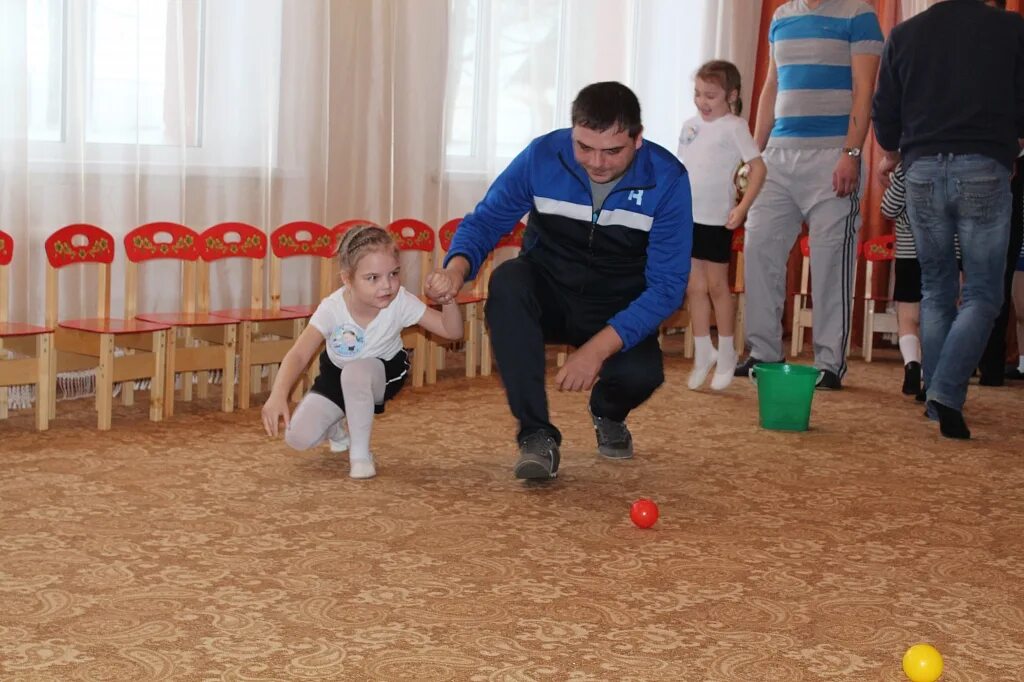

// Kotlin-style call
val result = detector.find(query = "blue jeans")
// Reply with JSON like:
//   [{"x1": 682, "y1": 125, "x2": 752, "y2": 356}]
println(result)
[{"x1": 904, "y1": 154, "x2": 1011, "y2": 411}]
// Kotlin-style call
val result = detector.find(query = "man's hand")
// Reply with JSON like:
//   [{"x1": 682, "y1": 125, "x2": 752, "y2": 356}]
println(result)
[
  {"x1": 876, "y1": 153, "x2": 899, "y2": 190},
  {"x1": 424, "y1": 269, "x2": 463, "y2": 304},
  {"x1": 554, "y1": 345, "x2": 605, "y2": 392},
  {"x1": 832, "y1": 154, "x2": 860, "y2": 197}
]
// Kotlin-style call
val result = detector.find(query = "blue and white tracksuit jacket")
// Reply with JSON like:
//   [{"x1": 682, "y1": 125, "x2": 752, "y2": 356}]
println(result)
[{"x1": 444, "y1": 128, "x2": 693, "y2": 351}]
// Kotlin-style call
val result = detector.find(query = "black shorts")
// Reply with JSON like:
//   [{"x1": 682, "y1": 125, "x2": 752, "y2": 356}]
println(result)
[
  {"x1": 310, "y1": 349, "x2": 410, "y2": 415},
  {"x1": 691, "y1": 223, "x2": 732, "y2": 263},
  {"x1": 893, "y1": 257, "x2": 921, "y2": 303}
]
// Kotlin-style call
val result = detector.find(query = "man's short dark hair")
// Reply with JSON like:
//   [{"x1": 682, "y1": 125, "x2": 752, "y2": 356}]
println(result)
[{"x1": 571, "y1": 82, "x2": 643, "y2": 138}]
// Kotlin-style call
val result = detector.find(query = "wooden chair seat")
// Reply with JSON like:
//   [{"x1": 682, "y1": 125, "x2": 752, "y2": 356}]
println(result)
[
  {"x1": 59, "y1": 317, "x2": 171, "y2": 335},
  {"x1": 0, "y1": 321, "x2": 52, "y2": 337},
  {"x1": 209, "y1": 307, "x2": 310, "y2": 323},
  {"x1": 136, "y1": 311, "x2": 242, "y2": 327},
  {"x1": 281, "y1": 303, "x2": 318, "y2": 316}
]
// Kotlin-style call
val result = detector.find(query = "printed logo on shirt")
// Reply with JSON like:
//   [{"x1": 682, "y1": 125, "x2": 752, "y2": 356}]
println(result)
[
  {"x1": 628, "y1": 190, "x2": 644, "y2": 206},
  {"x1": 329, "y1": 323, "x2": 365, "y2": 358},
  {"x1": 680, "y1": 125, "x2": 698, "y2": 146}
]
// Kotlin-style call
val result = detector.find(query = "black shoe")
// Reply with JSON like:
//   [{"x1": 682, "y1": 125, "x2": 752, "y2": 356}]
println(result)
[
  {"x1": 514, "y1": 432, "x2": 560, "y2": 480},
  {"x1": 915, "y1": 386, "x2": 927, "y2": 402},
  {"x1": 734, "y1": 356, "x2": 763, "y2": 378},
  {"x1": 902, "y1": 361, "x2": 921, "y2": 396},
  {"x1": 979, "y1": 373, "x2": 1004, "y2": 387},
  {"x1": 589, "y1": 408, "x2": 634, "y2": 459},
  {"x1": 815, "y1": 369, "x2": 842, "y2": 390},
  {"x1": 927, "y1": 399, "x2": 971, "y2": 439},
  {"x1": 1005, "y1": 365, "x2": 1024, "y2": 380}
]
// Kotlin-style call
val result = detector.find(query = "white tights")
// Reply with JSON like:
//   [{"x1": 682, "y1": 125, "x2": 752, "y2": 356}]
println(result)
[{"x1": 284, "y1": 358, "x2": 386, "y2": 460}]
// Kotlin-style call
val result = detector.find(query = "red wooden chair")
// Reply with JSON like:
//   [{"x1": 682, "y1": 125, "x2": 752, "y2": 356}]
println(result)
[
  {"x1": 202, "y1": 222, "x2": 308, "y2": 409},
  {"x1": 125, "y1": 222, "x2": 239, "y2": 416},
  {"x1": 861, "y1": 233, "x2": 898, "y2": 362},
  {"x1": 45, "y1": 224, "x2": 170, "y2": 429},
  {"x1": 0, "y1": 230, "x2": 54, "y2": 430}
]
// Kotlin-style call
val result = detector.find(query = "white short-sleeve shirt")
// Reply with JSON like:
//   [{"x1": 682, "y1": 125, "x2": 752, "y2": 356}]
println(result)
[
  {"x1": 676, "y1": 113, "x2": 761, "y2": 226},
  {"x1": 308, "y1": 286, "x2": 426, "y2": 368}
]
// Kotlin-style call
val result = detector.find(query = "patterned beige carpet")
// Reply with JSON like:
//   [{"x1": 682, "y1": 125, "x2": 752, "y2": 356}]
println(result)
[{"x1": 2, "y1": 345, "x2": 1024, "y2": 681}]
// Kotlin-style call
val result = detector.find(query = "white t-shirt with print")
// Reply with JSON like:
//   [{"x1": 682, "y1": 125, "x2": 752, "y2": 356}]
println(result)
[
  {"x1": 308, "y1": 286, "x2": 426, "y2": 369},
  {"x1": 676, "y1": 113, "x2": 761, "y2": 226}
]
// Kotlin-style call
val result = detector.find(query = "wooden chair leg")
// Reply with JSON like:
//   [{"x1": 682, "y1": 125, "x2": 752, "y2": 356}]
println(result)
[
  {"x1": 150, "y1": 330, "x2": 167, "y2": 422},
  {"x1": 735, "y1": 294, "x2": 745, "y2": 355},
  {"x1": 35, "y1": 333, "x2": 52, "y2": 431},
  {"x1": 122, "y1": 348, "x2": 135, "y2": 407},
  {"x1": 222, "y1": 324, "x2": 237, "y2": 413},
  {"x1": 238, "y1": 321, "x2": 253, "y2": 410},
  {"x1": 48, "y1": 340, "x2": 57, "y2": 419},
  {"x1": 181, "y1": 328, "x2": 194, "y2": 402},
  {"x1": 426, "y1": 334, "x2": 438, "y2": 385},
  {"x1": 97, "y1": 333, "x2": 115, "y2": 430},
  {"x1": 684, "y1": 322, "x2": 695, "y2": 359},
  {"x1": 480, "y1": 324, "x2": 492, "y2": 377},
  {"x1": 465, "y1": 305, "x2": 479, "y2": 378},
  {"x1": 863, "y1": 308, "x2": 874, "y2": 363},
  {"x1": 791, "y1": 295, "x2": 801, "y2": 358},
  {"x1": 164, "y1": 329, "x2": 177, "y2": 418}
]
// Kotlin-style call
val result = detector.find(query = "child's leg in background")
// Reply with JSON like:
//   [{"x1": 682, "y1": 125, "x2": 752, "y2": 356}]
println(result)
[
  {"x1": 687, "y1": 259, "x2": 717, "y2": 389},
  {"x1": 706, "y1": 259, "x2": 737, "y2": 387},
  {"x1": 897, "y1": 301, "x2": 921, "y2": 362},
  {"x1": 340, "y1": 358, "x2": 387, "y2": 465},
  {"x1": 285, "y1": 393, "x2": 344, "y2": 450}
]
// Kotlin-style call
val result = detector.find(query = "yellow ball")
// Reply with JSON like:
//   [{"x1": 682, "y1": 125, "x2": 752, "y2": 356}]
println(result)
[{"x1": 903, "y1": 643, "x2": 943, "y2": 682}]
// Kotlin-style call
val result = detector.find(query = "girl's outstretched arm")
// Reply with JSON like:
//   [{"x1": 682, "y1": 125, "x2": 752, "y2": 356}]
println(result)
[
  {"x1": 261, "y1": 324, "x2": 325, "y2": 437},
  {"x1": 417, "y1": 302, "x2": 463, "y2": 341}
]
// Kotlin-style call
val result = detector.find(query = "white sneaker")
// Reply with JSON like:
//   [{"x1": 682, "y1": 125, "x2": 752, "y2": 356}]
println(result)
[
  {"x1": 327, "y1": 421, "x2": 349, "y2": 453},
  {"x1": 710, "y1": 350, "x2": 737, "y2": 391},
  {"x1": 349, "y1": 455, "x2": 376, "y2": 479},
  {"x1": 687, "y1": 349, "x2": 718, "y2": 390}
]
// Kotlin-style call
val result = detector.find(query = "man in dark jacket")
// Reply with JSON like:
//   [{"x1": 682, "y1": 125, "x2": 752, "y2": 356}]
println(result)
[
  {"x1": 872, "y1": 0, "x2": 1024, "y2": 438},
  {"x1": 426, "y1": 82, "x2": 693, "y2": 480}
]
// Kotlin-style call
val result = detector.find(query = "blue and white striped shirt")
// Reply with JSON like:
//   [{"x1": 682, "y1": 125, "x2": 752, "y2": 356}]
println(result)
[{"x1": 769, "y1": 0, "x2": 884, "y2": 149}]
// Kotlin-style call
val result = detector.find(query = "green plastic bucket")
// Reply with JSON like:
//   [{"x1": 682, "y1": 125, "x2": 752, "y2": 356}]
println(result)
[{"x1": 750, "y1": 362, "x2": 818, "y2": 431}]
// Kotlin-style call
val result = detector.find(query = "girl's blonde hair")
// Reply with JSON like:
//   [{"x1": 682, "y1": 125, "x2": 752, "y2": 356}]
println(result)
[
  {"x1": 337, "y1": 224, "x2": 398, "y2": 275},
  {"x1": 696, "y1": 60, "x2": 743, "y2": 116}
]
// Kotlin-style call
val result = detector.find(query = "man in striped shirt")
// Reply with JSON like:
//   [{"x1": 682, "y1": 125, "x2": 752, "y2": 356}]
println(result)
[{"x1": 736, "y1": 0, "x2": 883, "y2": 390}]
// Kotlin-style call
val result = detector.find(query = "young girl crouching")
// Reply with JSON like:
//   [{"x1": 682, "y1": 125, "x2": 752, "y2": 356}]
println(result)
[{"x1": 261, "y1": 225, "x2": 463, "y2": 478}]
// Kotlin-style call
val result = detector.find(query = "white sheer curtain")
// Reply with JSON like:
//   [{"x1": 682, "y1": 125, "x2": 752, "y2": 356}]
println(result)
[
  {"x1": 2, "y1": 0, "x2": 449, "y2": 319},
  {"x1": 440, "y1": 0, "x2": 763, "y2": 221}
]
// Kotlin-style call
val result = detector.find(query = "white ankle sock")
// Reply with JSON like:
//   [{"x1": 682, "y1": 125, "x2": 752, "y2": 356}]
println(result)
[
  {"x1": 694, "y1": 335, "x2": 715, "y2": 367},
  {"x1": 899, "y1": 335, "x2": 921, "y2": 365}
]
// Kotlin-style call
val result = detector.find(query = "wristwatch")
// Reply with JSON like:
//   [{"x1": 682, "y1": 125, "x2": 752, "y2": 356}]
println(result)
[{"x1": 842, "y1": 147, "x2": 862, "y2": 158}]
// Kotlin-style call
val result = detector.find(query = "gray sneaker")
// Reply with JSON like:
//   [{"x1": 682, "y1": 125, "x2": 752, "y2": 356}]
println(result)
[
  {"x1": 514, "y1": 432, "x2": 560, "y2": 480},
  {"x1": 590, "y1": 408, "x2": 634, "y2": 459}
]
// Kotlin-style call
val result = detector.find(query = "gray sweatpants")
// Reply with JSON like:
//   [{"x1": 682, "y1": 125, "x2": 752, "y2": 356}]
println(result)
[{"x1": 744, "y1": 147, "x2": 862, "y2": 377}]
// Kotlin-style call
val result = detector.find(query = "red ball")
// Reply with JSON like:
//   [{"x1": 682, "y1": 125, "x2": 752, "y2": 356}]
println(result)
[{"x1": 630, "y1": 498, "x2": 659, "y2": 528}]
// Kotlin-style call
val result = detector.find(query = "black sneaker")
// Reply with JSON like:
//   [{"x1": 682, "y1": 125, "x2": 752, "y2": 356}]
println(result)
[
  {"x1": 514, "y1": 432, "x2": 560, "y2": 480},
  {"x1": 734, "y1": 356, "x2": 763, "y2": 378},
  {"x1": 589, "y1": 408, "x2": 634, "y2": 459},
  {"x1": 915, "y1": 386, "x2": 927, "y2": 402},
  {"x1": 902, "y1": 361, "x2": 921, "y2": 395},
  {"x1": 815, "y1": 369, "x2": 842, "y2": 390}
]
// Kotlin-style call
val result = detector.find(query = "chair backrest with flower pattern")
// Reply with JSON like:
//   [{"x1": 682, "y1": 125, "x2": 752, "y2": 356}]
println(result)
[
  {"x1": 198, "y1": 222, "x2": 268, "y2": 313},
  {"x1": 44, "y1": 224, "x2": 116, "y2": 327},
  {"x1": 122, "y1": 222, "x2": 201, "y2": 318}
]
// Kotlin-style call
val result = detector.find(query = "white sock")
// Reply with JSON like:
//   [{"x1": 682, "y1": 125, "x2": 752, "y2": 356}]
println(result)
[
  {"x1": 694, "y1": 335, "x2": 715, "y2": 367},
  {"x1": 1018, "y1": 355, "x2": 1024, "y2": 372},
  {"x1": 899, "y1": 335, "x2": 921, "y2": 365},
  {"x1": 716, "y1": 336, "x2": 736, "y2": 361}
]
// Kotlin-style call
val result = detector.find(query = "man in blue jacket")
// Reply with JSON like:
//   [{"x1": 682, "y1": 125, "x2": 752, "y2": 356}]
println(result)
[{"x1": 426, "y1": 82, "x2": 693, "y2": 480}]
